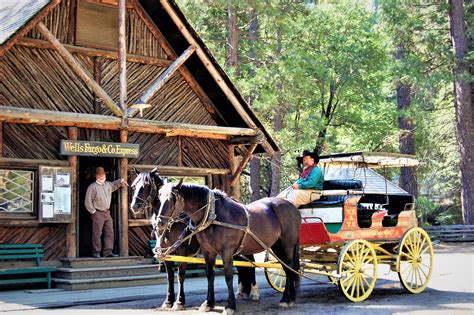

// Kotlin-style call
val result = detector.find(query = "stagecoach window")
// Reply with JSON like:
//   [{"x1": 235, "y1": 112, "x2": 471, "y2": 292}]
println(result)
[{"x1": 0, "y1": 170, "x2": 34, "y2": 213}]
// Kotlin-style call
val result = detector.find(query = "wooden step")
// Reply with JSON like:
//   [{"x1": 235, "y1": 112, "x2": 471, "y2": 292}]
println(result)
[
  {"x1": 53, "y1": 273, "x2": 167, "y2": 290},
  {"x1": 60, "y1": 256, "x2": 152, "y2": 268},
  {"x1": 54, "y1": 264, "x2": 160, "y2": 280}
]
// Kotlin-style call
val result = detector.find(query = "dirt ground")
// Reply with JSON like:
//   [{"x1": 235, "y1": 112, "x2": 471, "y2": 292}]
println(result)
[{"x1": 14, "y1": 243, "x2": 474, "y2": 315}]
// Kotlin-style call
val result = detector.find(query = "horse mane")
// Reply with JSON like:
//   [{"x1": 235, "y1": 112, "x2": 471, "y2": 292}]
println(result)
[
  {"x1": 131, "y1": 172, "x2": 152, "y2": 187},
  {"x1": 178, "y1": 183, "x2": 229, "y2": 204}
]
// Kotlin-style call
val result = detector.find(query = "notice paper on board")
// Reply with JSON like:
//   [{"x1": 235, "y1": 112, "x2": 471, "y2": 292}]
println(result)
[
  {"x1": 43, "y1": 203, "x2": 54, "y2": 218},
  {"x1": 42, "y1": 175, "x2": 53, "y2": 191},
  {"x1": 54, "y1": 186, "x2": 71, "y2": 214}
]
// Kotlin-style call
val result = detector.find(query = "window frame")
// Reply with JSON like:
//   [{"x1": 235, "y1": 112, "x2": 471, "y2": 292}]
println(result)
[{"x1": 0, "y1": 167, "x2": 38, "y2": 220}]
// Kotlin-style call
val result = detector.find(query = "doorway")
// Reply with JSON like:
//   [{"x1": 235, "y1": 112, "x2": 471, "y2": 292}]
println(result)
[{"x1": 77, "y1": 157, "x2": 119, "y2": 257}]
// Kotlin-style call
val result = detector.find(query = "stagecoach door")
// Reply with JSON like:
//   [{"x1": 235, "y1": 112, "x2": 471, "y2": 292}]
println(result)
[{"x1": 77, "y1": 157, "x2": 119, "y2": 258}]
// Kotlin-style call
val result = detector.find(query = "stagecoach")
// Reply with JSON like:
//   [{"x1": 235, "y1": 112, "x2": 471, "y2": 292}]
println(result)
[
  {"x1": 155, "y1": 151, "x2": 434, "y2": 304},
  {"x1": 264, "y1": 151, "x2": 434, "y2": 302}
]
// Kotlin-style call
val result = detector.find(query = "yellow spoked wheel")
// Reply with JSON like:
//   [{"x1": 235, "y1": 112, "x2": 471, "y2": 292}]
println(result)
[
  {"x1": 337, "y1": 240, "x2": 378, "y2": 302},
  {"x1": 397, "y1": 227, "x2": 434, "y2": 294},
  {"x1": 264, "y1": 252, "x2": 285, "y2": 293}
]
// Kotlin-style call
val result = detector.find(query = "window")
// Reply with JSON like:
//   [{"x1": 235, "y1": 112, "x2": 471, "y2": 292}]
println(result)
[{"x1": 0, "y1": 170, "x2": 35, "y2": 213}]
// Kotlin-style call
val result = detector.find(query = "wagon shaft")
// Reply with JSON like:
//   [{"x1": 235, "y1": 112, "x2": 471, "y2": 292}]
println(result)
[{"x1": 162, "y1": 255, "x2": 282, "y2": 269}]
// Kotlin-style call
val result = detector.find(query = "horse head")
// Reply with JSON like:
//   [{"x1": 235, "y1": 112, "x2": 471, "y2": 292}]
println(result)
[
  {"x1": 130, "y1": 167, "x2": 166, "y2": 216},
  {"x1": 156, "y1": 178, "x2": 185, "y2": 232}
]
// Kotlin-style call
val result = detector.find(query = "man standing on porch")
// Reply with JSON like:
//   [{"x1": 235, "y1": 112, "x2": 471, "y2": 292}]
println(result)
[
  {"x1": 278, "y1": 150, "x2": 324, "y2": 208},
  {"x1": 85, "y1": 167, "x2": 128, "y2": 258}
]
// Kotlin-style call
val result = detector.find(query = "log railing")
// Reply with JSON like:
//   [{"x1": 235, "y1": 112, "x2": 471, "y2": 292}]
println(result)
[{"x1": 425, "y1": 225, "x2": 474, "y2": 242}]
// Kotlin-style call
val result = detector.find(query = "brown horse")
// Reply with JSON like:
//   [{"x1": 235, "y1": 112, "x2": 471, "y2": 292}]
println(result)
[
  {"x1": 130, "y1": 170, "x2": 259, "y2": 311},
  {"x1": 156, "y1": 180, "x2": 301, "y2": 314}
]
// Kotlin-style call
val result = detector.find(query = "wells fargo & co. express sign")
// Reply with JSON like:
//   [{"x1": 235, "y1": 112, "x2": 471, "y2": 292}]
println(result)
[{"x1": 60, "y1": 140, "x2": 139, "y2": 158}]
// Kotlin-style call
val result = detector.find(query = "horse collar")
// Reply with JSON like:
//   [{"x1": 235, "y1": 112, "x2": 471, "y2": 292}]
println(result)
[{"x1": 189, "y1": 189, "x2": 216, "y2": 232}]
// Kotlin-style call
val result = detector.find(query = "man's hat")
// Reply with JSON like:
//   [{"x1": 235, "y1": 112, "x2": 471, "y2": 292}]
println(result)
[
  {"x1": 95, "y1": 167, "x2": 106, "y2": 175},
  {"x1": 302, "y1": 149, "x2": 319, "y2": 159}
]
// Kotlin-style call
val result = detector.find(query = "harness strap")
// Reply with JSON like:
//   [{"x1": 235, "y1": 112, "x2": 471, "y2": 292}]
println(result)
[{"x1": 232, "y1": 206, "x2": 250, "y2": 256}]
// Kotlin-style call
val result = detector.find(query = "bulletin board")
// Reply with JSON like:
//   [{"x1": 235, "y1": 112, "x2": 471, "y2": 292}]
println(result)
[{"x1": 38, "y1": 166, "x2": 72, "y2": 223}]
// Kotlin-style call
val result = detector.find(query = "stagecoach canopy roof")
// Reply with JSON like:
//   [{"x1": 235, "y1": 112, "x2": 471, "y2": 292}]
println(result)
[
  {"x1": 323, "y1": 167, "x2": 411, "y2": 196},
  {"x1": 319, "y1": 152, "x2": 419, "y2": 169}
]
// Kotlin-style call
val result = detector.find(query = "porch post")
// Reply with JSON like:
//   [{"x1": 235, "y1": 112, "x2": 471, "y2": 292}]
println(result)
[
  {"x1": 66, "y1": 127, "x2": 78, "y2": 258},
  {"x1": 120, "y1": 130, "x2": 129, "y2": 256}
]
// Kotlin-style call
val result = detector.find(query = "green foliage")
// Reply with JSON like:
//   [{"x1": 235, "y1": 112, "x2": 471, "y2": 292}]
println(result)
[{"x1": 176, "y1": 0, "x2": 463, "y2": 223}]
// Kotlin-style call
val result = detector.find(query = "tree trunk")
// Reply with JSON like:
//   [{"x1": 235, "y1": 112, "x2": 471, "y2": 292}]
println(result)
[
  {"x1": 397, "y1": 83, "x2": 418, "y2": 197},
  {"x1": 248, "y1": 9, "x2": 260, "y2": 201},
  {"x1": 270, "y1": 27, "x2": 284, "y2": 197},
  {"x1": 449, "y1": 0, "x2": 474, "y2": 224},
  {"x1": 270, "y1": 106, "x2": 283, "y2": 196},
  {"x1": 226, "y1": 3, "x2": 240, "y2": 76},
  {"x1": 395, "y1": 44, "x2": 418, "y2": 197}
]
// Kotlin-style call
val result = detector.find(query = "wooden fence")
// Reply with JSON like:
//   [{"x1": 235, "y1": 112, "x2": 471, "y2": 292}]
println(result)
[{"x1": 424, "y1": 225, "x2": 474, "y2": 242}]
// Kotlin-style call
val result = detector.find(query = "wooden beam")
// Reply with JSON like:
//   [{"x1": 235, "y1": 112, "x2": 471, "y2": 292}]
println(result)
[
  {"x1": 0, "y1": 158, "x2": 69, "y2": 168},
  {"x1": 127, "y1": 45, "x2": 196, "y2": 117},
  {"x1": 36, "y1": 22, "x2": 123, "y2": 117},
  {"x1": 118, "y1": 0, "x2": 128, "y2": 127},
  {"x1": 17, "y1": 38, "x2": 173, "y2": 67},
  {"x1": 132, "y1": 3, "x2": 226, "y2": 124},
  {"x1": 0, "y1": 122, "x2": 3, "y2": 157},
  {"x1": 93, "y1": 57, "x2": 103, "y2": 114},
  {"x1": 66, "y1": 127, "x2": 78, "y2": 258},
  {"x1": 159, "y1": 0, "x2": 257, "y2": 129},
  {"x1": 0, "y1": 0, "x2": 60, "y2": 58},
  {"x1": 129, "y1": 164, "x2": 230, "y2": 176},
  {"x1": 177, "y1": 136, "x2": 182, "y2": 167},
  {"x1": 120, "y1": 130, "x2": 129, "y2": 256},
  {"x1": 0, "y1": 106, "x2": 258, "y2": 140},
  {"x1": 230, "y1": 143, "x2": 258, "y2": 186},
  {"x1": 67, "y1": 0, "x2": 78, "y2": 44}
]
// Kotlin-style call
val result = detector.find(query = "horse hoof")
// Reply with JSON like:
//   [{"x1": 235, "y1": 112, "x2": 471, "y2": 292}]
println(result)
[
  {"x1": 250, "y1": 284, "x2": 260, "y2": 301},
  {"x1": 199, "y1": 300, "x2": 213, "y2": 312},
  {"x1": 279, "y1": 302, "x2": 294, "y2": 308},
  {"x1": 223, "y1": 308, "x2": 235, "y2": 315},
  {"x1": 236, "y1": 283, "x2": 245, "y2": 300},
  {"x1": 172, "y1": 303, "x2": 184, "y2": 311},
  {"x1": 161, "y1": 302, "x2": 173, "y2": 309}
]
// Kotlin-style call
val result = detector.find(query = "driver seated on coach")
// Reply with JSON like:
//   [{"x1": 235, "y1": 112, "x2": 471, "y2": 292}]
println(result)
[{"x1": 277, "y1": 150, "x2": 324, "y2": 208}]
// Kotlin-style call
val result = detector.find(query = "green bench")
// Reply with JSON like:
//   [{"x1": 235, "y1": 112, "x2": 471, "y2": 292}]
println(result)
[{"x1": 0, "y1": 244, "x2": 56, "y2": 289}]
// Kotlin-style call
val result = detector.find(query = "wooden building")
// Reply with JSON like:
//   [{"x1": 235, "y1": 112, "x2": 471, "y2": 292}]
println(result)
[{"x1": 0, "y1": 0, "x2": 278, "y2": 262}]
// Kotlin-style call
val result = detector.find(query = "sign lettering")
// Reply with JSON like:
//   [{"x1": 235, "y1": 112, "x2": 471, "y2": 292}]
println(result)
[{"x1": 60, "y1": 140, "x2": 139, "y2": 158}]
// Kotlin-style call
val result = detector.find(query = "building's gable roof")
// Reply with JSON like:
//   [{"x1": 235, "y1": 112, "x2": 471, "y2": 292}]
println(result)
[
  {"x1": 0, "y1": 0, "x2": 278, "y2": 154},
  {"x1": 0, "y1": 0, "x2": 50, "y2": 45},
  {"x1": 0, "y1": 0, "x2": 58, "y2": 53}
]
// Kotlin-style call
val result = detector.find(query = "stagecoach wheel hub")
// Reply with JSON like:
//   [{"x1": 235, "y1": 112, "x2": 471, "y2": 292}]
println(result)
[
  {"x1": 396, "y1": 227, "x2": 434, "y2": 294},
  {"x1": 337, "y1": 239, "x2": 378, "y2": 303}
]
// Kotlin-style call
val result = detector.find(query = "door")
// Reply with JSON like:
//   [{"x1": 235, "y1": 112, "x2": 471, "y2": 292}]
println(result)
[{"x1": 77, "y1": 157, "x2": 119, "y2": 257}]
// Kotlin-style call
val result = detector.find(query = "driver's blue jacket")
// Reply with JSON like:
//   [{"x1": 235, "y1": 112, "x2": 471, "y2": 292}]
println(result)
[{"x1": 296, "y1": 166, "x2": 324, "y2": 190}]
